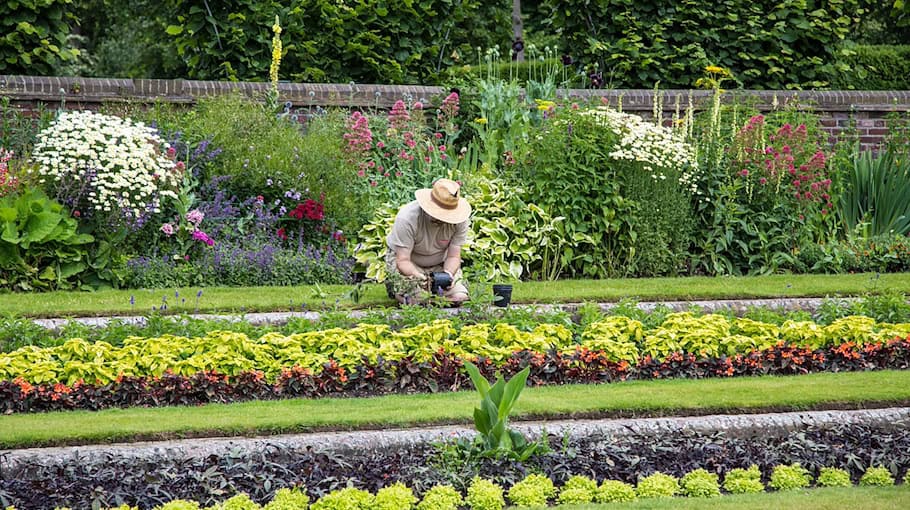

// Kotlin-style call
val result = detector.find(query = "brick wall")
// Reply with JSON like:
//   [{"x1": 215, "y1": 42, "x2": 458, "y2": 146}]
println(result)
[{"x1": 2, "y1": 75, "x2": 909, "y2": 149}]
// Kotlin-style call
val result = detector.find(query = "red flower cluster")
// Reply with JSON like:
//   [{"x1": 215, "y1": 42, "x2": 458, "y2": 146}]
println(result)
[{"x1": 289, "y1": 199, "x2": 324, "y2": 221}]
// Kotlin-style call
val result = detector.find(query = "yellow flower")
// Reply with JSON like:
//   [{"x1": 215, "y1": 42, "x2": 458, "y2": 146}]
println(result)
[
  {"x1": 535, "y1": 99, "x2": 557, "y2": 111},
  {"x1": 474, "y1": 117, "x2": 488, "y2": 125},
  {"x1": 705, "y1": 65, "x2": 728, "y2": 76}
]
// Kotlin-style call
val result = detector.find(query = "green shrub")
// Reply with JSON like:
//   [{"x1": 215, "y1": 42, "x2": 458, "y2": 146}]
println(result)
[
  {"x1": 310, "y1": 487, "x2": 374, "y2": 510},
  {"x1": 636, "y1": 472, "x2": 680, "y2": 499},
  {"x1": 417, "y1": 485, "x2": 462, "y2": 510},
  {"x1": 217, "y1": 494, "x2": 261, "y2": 510},
  {"x1": 903, "y1": 471, "x2": 910, "y2": 485},
  {"x1": 860, "y1": 466, "x2": 895, "y2": 487},
  {"x1": 680, "y1": 468, "x2": 721, "y2": 498},
  {"x1": 263, "y1": 487, "x2": 309, "y2": 510},
  {"x1": 155, "y1": 501, "x2": 200, "y2": 510},
  {"x1": 374, "y1": 482, "x2": 417, "y2": 510},
  {"x1": 465, "y1": 477, "x2": 504, "y2": 510},
  {"x1": 507, "y1": 473, "x2": 556, "y2": 507},
  {"x1": 557, "y1": 475, "x2": 598, "y2": 504},
  {"x1": 724, "y1": 464, "x2": 765, "y2": 494},
  {"x1": 544, "y1": 0, "x2": 863, "y2": 89},
  {"x1": 163, "y1": 0, "x2": 508, "y2": 84},
  {"x1": 769, "y1": 463, "x2": 812, "y2": 491},
  {"x1": 594, "y1": 480, "x2": 637, "y2": 503},
  {"x1": 817, "y1": 467, "x2": 852, "y2": 488},
  {"x1": 0, "y1": 0, "x2": 79, "y2": 75},
  {"x1": 833, "y1": 45, "x2": 910, "y2": 90}
]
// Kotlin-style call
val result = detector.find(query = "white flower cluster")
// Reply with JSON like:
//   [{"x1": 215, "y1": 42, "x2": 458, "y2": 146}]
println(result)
[
  {"x1": 31, "y1": 110, "x2": 181, "y2": 220},
  {"x1": 581, "y1": 106, "x2": 699, "y2": 191}
]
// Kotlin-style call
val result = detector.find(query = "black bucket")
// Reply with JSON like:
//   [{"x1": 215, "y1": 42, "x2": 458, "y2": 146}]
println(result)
[{"x1": 492, "y1": 284, "x2": 513, "y2": 307}]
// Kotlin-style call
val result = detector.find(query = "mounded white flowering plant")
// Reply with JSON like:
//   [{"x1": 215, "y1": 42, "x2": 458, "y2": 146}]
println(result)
[
  {"x1": 30, "y1": 110, "x2": 182, "y2": 223},
  {"x1": 580, "y1": 106, "x2": 699, "y2": 191}
]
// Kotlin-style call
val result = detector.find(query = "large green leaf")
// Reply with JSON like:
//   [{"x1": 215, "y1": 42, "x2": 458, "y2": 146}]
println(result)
[{"x1": 24, "y1": 211, "x2": 63, "y2": 243}]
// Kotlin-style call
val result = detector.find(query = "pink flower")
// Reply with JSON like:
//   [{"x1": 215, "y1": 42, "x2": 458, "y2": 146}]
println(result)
[
  {"x1": 256, "y1": 195, "x2": 264, "y2": 203},
  {"x1": 438, "y1": 145, "x2": 446, "y2": 152},
  {"x1": 357, "y1": 169, "x2": 366, "y2": 177},
  {"x1": 759, "y1": 177, "x2": 768, "y2": 185},
  {"x1": 175, "y1": 161, "x2": 186, "y2": 171},
  {"x1": 376, "y1": 141, "x2": 385, "y2": 149},
  {"x1": 185, "y1": 209, "x2": 204, "y2": 225},
  {"x1": 434, "y1": 132, "x2": 443, "y2": 139},
  {"x1": 413, "y1": 101, "x2": 423, "y2": 109},
  {"x1": 739, "y1": 169, "x2": 749, "y2": 177},
  {"x1": 424, "y1": 156, "x2": 431, "y2": 163},
  {"x1": 395, "y1": 171, "x2": 402, "y2": 177},
  {"x1": 160, "y1": 223, "x2": 175, "y2": 236},
  {"x1": 370, "y1": 180, "x2": 377, "y2": 187},
  {"x1": 166, "y1": 147, "x2": 176, "y2": 158}
]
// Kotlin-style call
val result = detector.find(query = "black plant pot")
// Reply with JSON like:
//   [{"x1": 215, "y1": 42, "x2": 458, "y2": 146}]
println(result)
[{"x1": 492, "y1": 284, "x2": 513, "y2": 307}]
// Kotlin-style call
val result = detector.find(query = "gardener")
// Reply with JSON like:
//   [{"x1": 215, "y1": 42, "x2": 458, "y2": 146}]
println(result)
[{"x1": 386, "y1": 178, "x2": 471, "y2": 305}]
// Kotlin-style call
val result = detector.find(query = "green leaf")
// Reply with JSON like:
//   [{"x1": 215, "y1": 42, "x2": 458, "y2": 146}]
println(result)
[{"x1": 165, "y1": 25, "x2": 184, "y2": 35}]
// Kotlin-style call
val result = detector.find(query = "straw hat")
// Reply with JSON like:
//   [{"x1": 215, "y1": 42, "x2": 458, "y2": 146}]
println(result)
[{"x1": 415, "y1": 178, "x2": 471, "y2": 224}]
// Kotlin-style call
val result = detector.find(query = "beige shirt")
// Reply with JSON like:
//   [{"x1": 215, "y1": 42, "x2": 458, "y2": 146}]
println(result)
[{"x1": 386, "y1": 201, "x2": 469, "y2": 268}]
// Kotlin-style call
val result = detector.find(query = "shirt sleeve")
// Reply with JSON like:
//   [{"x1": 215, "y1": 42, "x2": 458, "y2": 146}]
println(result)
[
  {"x1": 450, "y1": 218, "x2": 470, "y2": 247},
  {"x1": 387, "y1": 208, "x2": 416, "y2": 250}
]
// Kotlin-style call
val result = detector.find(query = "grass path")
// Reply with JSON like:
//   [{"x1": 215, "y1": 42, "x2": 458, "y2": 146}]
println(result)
[
  {"x1": 3, "y1": 370, "x2": 909, "y2": 448},
  {"x1": 1, "y1": 272, "x2": 905, "y2": 317}
]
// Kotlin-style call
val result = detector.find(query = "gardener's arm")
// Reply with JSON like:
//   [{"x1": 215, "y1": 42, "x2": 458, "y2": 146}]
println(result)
[
  {"x1": 442, "y1": 245, "x2": 462, "y2": 278},
  {"x1": 394, "y1": 247, "x2": 428, "y2": 281}
]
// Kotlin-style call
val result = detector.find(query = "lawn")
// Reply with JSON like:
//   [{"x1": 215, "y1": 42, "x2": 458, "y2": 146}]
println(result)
[
  {"x1": 3, "y1": 370, "x2": 908, "y2": 448},
  {"x1": 0, "y1": 272, "x2": 905, "y2": 317},
  {"x1": 562, "y1": 486, "x2": 910, "y2": 509}
]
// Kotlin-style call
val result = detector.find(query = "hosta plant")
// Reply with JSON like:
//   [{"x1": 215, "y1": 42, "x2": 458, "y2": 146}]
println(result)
[
  {"x1": 859, "y1": 466, "x2": 895, "y2": 487},
  {"x1": 769, "y1": 463, "x2": 812, "y2": 491},
  {"x1": 594, "y1": 480, "x2": 637, "y2": 503},
  {"x1": 636, "y1": 472, "x2": 679, "y2": 499},
  {"x1": 817, "y1": 467, "x2": 852, "y2": 488}
]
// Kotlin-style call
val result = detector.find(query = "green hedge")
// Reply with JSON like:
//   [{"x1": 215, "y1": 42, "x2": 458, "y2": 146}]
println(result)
[
  {"x1": 833, "y1": 45, "x2": 910, "y2": 90},
  {"x1": 542, "y1": 0, "x2": 864, "y2": 89},
  {"x1": 0, "y1": 0, "x2": 78, "y2": 75}
]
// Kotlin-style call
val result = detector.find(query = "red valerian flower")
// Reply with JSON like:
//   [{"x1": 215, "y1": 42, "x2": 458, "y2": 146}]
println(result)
[{"x1": 276, "y1": 227, "x2": 287, "y2": 240}]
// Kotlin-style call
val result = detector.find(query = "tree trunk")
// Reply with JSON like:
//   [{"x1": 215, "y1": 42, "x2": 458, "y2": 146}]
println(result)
[{"x1": 512, "y1": 0, "x2": 524, "y2": 62}]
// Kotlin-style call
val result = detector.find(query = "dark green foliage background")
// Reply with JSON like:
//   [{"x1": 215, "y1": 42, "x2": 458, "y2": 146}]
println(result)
[
  {"x1": 832, "y1": 45, "x2": 910, "y2": 90},
  {"x1": 0, "y1": 0, "x2": 78, "y2": 75}
]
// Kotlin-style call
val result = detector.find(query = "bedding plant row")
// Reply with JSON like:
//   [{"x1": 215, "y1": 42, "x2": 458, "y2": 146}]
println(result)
[
  {"x1": 2, "y1": 313, "x2": 909, "y2": 413},
  {"x1": 10, "y1": 465, "x2": 909, "y2": 510},
  {"x1": 3, "y1": 417, "x2": 909, "y2": 509}
]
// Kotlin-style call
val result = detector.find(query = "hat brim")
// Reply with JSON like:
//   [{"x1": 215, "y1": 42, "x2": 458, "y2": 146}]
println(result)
[{"x1": 415, "y1": 188, "x2": 472, "y2": 224}]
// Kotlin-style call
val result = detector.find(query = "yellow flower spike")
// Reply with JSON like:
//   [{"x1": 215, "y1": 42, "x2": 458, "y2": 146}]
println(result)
[
  {"x1": 474, "y1": 117, "x2": 488, "y2": 124},
  {"x1": 705, "y1": 65, "x2": 725, "y2": 74}
]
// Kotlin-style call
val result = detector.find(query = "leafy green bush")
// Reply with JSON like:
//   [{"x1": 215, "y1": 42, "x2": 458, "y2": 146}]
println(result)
[
  {"x1": 680, "y1": 468, "x2": 721, "y2": 498},
  {"x1": 817, "y1": 467, "x2": 853, "y2": 488},
  {"x1": 557, "y1": 475, "x2": 598, "y2": 504},
  {"x1": 164, "y1": 0, "x2": 508, "y2": 84},
  {"x1": 465, "y1": 477, "x2": 504, "y2": 510},
  {"x1": 507, "y1": 473, "x2": 556, "y2": 507},
  {"x1": 0, "y1": 0, "x2": 79, "y2": 75},
  {"x1": 860, "y1": 466, "x2": 895, "y2": 487},
  {"x1": 416, "y1": 485, "x2": 462, "y2": 510},
  {"x1": 154, "y1": 501, "x2": 200, "y2": 510},
  {"x1": 0, "y1": 188, "x2": 95, "y2": 291},
  {"x1": 724, "y1": 464, "x2": 765, "y2": 494},
  {"x1": 635, "y1": 472, "x2": 679, "y2": 499},
  {"x1": 594, "y1": 480, "x2": 637, "y2": 503},
  {"x1": 374, "y1": 482, "x2": 417, "y2": 510},
  {"x1": 263, "y1": 487, "x2": 309, "y2": 510},
  {"x1": 769, "y1": 463, "x2": 812, "y2": 491},
  {"x1": 903, "y1": 471, "x2": 910, "y2": 485},
  {"x1": 219, "y1": 493, "x2": 261, "y2": 510},
  {"x1": 833, "y1": 45, "x2": 910, "y2": 90},
  {"x1": 310, "y1": 487, "x2": 373, "y2": 510},
  {"x1": 544, "y1": 0, "x2": 863, "y2": 89}
]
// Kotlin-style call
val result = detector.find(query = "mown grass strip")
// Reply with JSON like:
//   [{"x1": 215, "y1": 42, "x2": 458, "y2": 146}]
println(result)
[
  {"x1": 1, "y1": 272, "x2": 905, "y2": 318},
  {"x1": 2, "y1": 370, "x2": 909, "y2": 449},
  {"x1": 563, "y1": 486, "x2": 910, "y2": 510}
]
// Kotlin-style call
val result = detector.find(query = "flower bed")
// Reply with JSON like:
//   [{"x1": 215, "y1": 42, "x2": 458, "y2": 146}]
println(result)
[
  {"x1": 1, "y1": 314, "x2": 909, "y2": 413},
  {"x1": 2, "y1": 418, "x2": 908, "y2": 509}
]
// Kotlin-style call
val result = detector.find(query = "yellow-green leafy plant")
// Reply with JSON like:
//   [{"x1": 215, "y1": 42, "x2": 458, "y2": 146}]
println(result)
[
  {"x1": 769, "y1": 463, "x2": 812, "y2": 491},
  {"x1": 219, "y1": 493, "x2": 261, "y2": 510},
  {"x1": 680, "y1": 468, "x2": 721, "y2": 498},
  {"x1": 310, "y1": 487, "x2": 374, "y2": 510},
  {"x1": 155, "y1": 501, "x2": 201, "y2": 510},
  {"x1": 903, "y1": 471, "x2": 910, "y2": 485},
  {"x1": 465, "y1": 477, "x2": 504, "y2": 510},
  {"x1": 417, "y1": 485, "x2": 462, "y2": 510},
  {"x1": 263, "y1": 487, "x2": 309, "y2": 510},
  {"x1": 374, "y1": 482, "x2": 417, "y2": 510},
  {"x1": 579, "y1": 317, "x2": 643, "y2": 363},
  {"x1": 635, "y1": 472, "x2": 679, "y2": 499},
  {"x1": 557, "y1": 475, "x2": 598, "y2": 504},
  {"x1": 105, "y1": 506, "x2": 138, "y2": 510},
  {"x1": 817, "y1": 467, "x2": 852, "y2": 488},
  {"x1": 722, "y1": 465, "x2": 765, "y2": 494},
  {"x1": 594, "y1": 480, "x2": 637, "y2": 503},
  {"x1": 860, "y1": 466, "x2": 895, "y2": 487},
  {"x1": 507, "y1": 473, "x2": 556, "y2": 507}
]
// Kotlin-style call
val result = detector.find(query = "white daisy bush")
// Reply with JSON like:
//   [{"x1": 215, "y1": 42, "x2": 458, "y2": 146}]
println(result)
[
  {"x1": 580, "y1": 106, "x2": 699, "y2": 191},
  {"x1": 31, "y1": 110, "x2": 183, "y2": 226}
]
